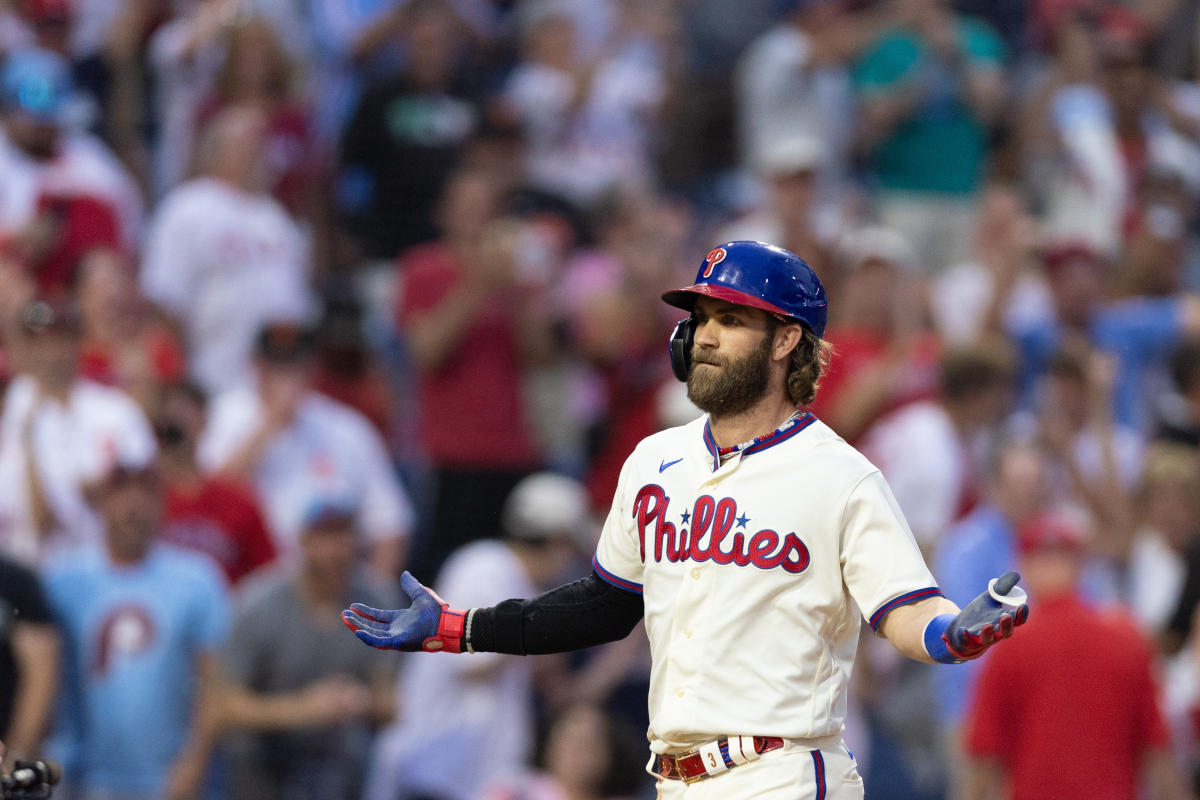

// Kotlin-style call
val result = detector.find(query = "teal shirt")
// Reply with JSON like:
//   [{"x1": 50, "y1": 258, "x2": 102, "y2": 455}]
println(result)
[{"x1": 853, "y1": 18, "x2": 1006, "y2": 195}]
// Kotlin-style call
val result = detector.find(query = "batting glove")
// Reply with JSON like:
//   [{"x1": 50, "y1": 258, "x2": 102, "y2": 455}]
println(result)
[
  {"x1": 924, "y1": 571, "x2": 1030, "y2": 664},
  {"x1": 341, "y1": 571, "x2": 468, "y2": 653}
]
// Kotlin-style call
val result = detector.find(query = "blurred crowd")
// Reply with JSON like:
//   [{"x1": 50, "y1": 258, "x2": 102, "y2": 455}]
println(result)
[{"x1": 1, "y1": 0, "x2": 1200, "y2": 798}]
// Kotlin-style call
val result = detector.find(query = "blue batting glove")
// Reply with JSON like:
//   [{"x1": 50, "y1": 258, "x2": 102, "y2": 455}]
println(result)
[
  {"x1": 342, "y1": 571, "x2": 467, "y2": 653},
  {"x1": 924, "y1": 571, "x2": 1030, "y2": 664}
]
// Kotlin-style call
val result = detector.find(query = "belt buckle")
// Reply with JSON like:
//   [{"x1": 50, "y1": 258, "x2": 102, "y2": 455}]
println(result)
[{"x1": 678, "y1": 747, "x2": 708, "y2": 785}]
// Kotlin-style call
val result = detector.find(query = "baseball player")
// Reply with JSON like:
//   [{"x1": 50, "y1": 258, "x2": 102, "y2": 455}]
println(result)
[{"x1": 343, "y1": 241, "x2": 1030, "y2": 798}]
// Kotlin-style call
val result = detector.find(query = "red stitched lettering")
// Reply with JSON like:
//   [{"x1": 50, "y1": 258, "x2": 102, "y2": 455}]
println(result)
[
  {"x1": 747, "y1": 530, "x2": 781, "y2": 567},
  {"x1": 709, "y1": 501, "x2": 737, "y2": 564},
  {"x1": 633, "y1": 485, "x2": 673, "y2": 563},
  {"x1": 779, "y1": 533, "x2": 811, "y2": 574},
  {"x1": 633, "y1": 486, "x2": 810, "y2": 575},
  {"x1": 689, "y1": 497, "x2": 715, "y2": 562}
]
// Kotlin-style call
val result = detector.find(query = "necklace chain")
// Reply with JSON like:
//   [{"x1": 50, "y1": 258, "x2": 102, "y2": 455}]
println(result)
[{"x1": 716, "y1": 410, "x2": 804, "y2": 457}]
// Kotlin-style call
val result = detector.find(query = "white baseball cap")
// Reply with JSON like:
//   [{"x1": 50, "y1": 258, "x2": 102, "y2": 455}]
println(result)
[
  {"x1": 502, "y1": 472, "x2": 592, "y2": 549},
  {"x1": 755, "y1": 134, "x2": 828, "y2": 177},
  {"x1": 837, "y1": 225, "x2": 919, "y2": 272}
]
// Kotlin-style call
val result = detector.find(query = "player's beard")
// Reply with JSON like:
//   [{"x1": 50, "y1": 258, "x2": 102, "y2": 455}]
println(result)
[{"x1": 686, "y1": 334, "x2": 773, "y2": 417}]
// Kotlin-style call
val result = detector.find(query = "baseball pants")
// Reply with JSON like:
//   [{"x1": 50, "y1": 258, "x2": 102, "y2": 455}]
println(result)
[{"x1": 654, "y1": 741, "x2": 864, "y2": 800}]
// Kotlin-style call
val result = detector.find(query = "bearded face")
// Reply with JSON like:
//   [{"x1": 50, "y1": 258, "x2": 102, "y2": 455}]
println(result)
[{"x1": 686, "y1": 331, "x2": 774, "y2": 417}]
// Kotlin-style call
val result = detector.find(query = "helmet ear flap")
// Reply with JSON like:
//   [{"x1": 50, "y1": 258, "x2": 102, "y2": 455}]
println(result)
[{"x1": 669, "y1": 317, "x2": 696, "y2": 382}]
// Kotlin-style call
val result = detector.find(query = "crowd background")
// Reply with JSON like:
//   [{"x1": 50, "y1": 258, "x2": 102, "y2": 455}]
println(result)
[{"x1": 0, "y1": 0, "x2": 1200, "y2": 797}]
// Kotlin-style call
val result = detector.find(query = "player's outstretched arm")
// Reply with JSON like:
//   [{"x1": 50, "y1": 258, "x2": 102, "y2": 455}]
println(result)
[
  {"x1": 342, "y1": 570, "x2": 644, "y2": 655},
  {"x1": 879, "y1": 572, "x2": 1030, "y2": 665}
]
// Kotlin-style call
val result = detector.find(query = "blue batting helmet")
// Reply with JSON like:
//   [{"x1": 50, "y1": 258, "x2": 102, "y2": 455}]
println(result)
[{"x1": 661, "y1": 241, "x2": 827, "y2": 337}]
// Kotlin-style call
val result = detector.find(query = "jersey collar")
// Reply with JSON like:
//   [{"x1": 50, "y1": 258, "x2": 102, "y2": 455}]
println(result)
[{"x1": 701, "y1": 412, "x2": 817, "y2": 471}]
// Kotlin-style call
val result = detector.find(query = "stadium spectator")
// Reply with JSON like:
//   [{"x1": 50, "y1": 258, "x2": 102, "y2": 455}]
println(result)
[
  {"x1": 0, "y1": 47, "x2": 143, "y2": 294},
  {"x1": 735, "y1": 0, "x2": 860, "y2": 212},
  {"x1": 1118, "y1": 443, "x2": 1200, "y2": 638},
  {"x1": 140, "y1": 105, "x2": 312, "y2": 396},
  {"x1": 930, "y1": 182, "x2": 1051, "y2": 347},
  {"x1": 310, "y1": 296, "x2": 398, "y2": 441},
  {"x1": 1019, "y1": 3, "x2": 1128, "y2": 255},
  {"x1": 479, "y1": 703, "x2": 645, "y2": 800},
  {"x1": 146, "y1": 1, "x2": 309, "y2": 198},
  {"x1": 193, "y1": 16, "x2": 315, "y2": 220},
  {"x1": 496, "y1": 0, "x2": 666, "y2": 208},
  {"x1": 199, "y1": 320, "x2": 413, "y2": 577},
  {"x1": 303, "y1": 0, "x2": 415, "y2": 150},
  {"x1": 154, "y1": 380, "x2": 276, "y2": 587},
  {"x1": 862, "y1": 341, "x2": 1017, "y2": 549},
  {"x1": 0, "y1": 552, "x2": 58, "y2": 765},
  {"x1": 338, "y1": 0, "x2": 482, "y2": 259},
  {"x1": 808, "y1": 226, "x2": 940, "y2": 443},
  {"x1": 219, "y1": 501, "x2": 397, "y2": 800},
  {"x1": 932, "y1": 441, "x2": 1051, "y2": 788},
  {"x1": 147, "y1": 0, "x2": 247, "y2": 199},
  {"x1": 1015, "y1": 347, "x2": 1142, "y2": 566},
  {"x1": 43, "y1": 461, "x2": 229, "y2": 800},
  {"x1": 963, "y1": 509, "x2": 1187, "y2": 800},
  {"x1": 398, "y1": 171, "x2": 548, "y2": 578},
  {"x1": 0, "y1": 297, "x2": 156, "y2": 565},
  {"x1": 714, "y1": 134, "x2": 840, "y2": 280},
  {"x1": 75, "y1": 247, "x2": 186, "y2": 408},
  {"x1": 556, "y1": 190, "x2": 686, "y2": 509},
  {"x1": 1008, "y1": 240, "x2": 1200, "y2": 430},
  {"x1": 853, "y1": 0, "x2": 1008, "y2": 272},
  {"x1": 365, "y1": 473, "x2": 591, "y2": 800}
]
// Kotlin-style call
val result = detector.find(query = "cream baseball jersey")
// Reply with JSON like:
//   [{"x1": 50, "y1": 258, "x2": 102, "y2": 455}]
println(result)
[{"x1": 593, "y1": 412, "x2": 942, "y2": 752}]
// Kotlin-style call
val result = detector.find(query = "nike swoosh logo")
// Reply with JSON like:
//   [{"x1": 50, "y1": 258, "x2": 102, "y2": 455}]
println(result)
[{"x1": 659, "y1": 458, "x2": 683, "y2": 473}]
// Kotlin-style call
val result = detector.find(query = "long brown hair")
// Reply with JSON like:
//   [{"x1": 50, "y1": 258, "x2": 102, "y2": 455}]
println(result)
[
  {"x1": 214, "y1": 17, "x2": 296, "y2": 104},
  {"x1": 775, "y1": 320, "x2": 833, "y2": 407}
]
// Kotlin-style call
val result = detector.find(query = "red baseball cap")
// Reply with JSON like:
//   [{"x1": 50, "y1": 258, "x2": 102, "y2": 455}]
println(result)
[{"x1": 1017, "y1": 510, "x2": 1089, "y2": 554}]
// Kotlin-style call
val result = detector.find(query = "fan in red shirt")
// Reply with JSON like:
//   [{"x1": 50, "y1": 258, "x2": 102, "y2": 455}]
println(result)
[
  {"x1": 398, "y1": 168, "x2": 549, "y2": 578},
  {"x1": 806, "y1": 227, "x2": 940, "y2": 443},
  {"x1": 963, "y1": 510, "x2": 1186, "y2": 800},
  {"x1": 153, "y1": 380, "x2": 276, "y2": 585}
]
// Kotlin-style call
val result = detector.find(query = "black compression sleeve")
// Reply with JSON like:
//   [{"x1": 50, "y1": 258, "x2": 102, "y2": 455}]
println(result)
[{"x1": 468, "y1": 571, "x2": 644, "y2": 655}]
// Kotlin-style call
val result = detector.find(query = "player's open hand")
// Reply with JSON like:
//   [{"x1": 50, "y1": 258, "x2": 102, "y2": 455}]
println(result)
[
  {"x1": 942, "y1": 571, "x2": 1029, "y2": 661},
  {"x1": 342, "y1": 571, "x2": 466, "y2": 653}
]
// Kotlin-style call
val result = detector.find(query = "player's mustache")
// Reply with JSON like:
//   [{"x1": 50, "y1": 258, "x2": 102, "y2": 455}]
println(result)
[{"x1": 692, "y1": 350, "x2": 725, "y2": 367}]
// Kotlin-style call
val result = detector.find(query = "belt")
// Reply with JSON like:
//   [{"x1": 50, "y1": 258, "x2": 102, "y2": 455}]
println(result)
[{"x1": 655, "y1": 735, "x2": 784, "y2": 784}]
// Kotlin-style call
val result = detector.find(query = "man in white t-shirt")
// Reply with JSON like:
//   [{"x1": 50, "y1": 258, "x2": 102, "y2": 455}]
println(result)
[
  {"x1": 735, "y1": 0, "x2": 854, "y2": 210},
  {"x1": 499, "y1": 4, "x2": 664, "y2": 207},
  {"x1": 0, "y1": 299, "x2": 156, "y2": 565},
  {"x1": 200, "y1": 321, "x2": 412, "y2": 577},
  {"x1": 141, "y1": 106, "x2": 312, "y2": 396}
]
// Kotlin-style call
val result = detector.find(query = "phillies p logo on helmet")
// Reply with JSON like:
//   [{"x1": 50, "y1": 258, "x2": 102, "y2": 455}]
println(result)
[{"x1": 702, "y1": 247, "x2": 727, "y2": 278}]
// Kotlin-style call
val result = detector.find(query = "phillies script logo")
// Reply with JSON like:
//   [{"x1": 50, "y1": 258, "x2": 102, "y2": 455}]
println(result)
[
  {"x1": 702, "y1": 247, "x2": 726, "y2": 278},
  {"x1": 633, "y1": 485, "x2": 809, "y2": 573}
]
